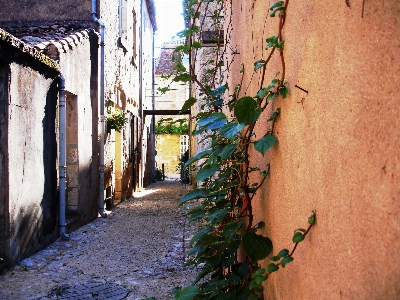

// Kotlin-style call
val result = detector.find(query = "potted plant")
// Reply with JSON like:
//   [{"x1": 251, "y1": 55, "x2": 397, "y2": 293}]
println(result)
[{"x1": 106, "y1": 108, "x2": 127, "y2": 132}]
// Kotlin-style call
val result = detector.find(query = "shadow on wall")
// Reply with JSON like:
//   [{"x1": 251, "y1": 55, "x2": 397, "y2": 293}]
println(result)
[
  {"x1": 42, "y1": 80, "x2": 58, "y2": 236},
  {"x1": 9, "y1": 204, "x2": 42, "y2": 266},
  {"x1": 122, "y1": 162, "x2": 134, "y2": 200}
]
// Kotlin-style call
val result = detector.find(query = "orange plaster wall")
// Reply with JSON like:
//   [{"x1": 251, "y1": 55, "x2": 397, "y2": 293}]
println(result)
[{"x1": 227, "y1": 1, "x2": 400, "y2": 299}]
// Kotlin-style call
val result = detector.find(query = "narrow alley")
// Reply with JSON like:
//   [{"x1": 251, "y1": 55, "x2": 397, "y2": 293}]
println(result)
[{"x1": 0, "y1": 181, "x2": 197, "y2": 300}]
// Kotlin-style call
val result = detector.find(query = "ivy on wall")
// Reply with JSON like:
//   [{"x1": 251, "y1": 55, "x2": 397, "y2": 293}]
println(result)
[
  {"x1": 155, "y1": 117, "x2": 189, "y2": 134},
  {"x1": 158, "y1": 1, "x2": 316, "y2": 299}
]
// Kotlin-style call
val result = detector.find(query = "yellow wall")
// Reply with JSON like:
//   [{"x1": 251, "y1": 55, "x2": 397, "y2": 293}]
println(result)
[
  {"x1": 226, "y1": 1, "x2": 400, "y2": 299},
  {"x1": 155, "y1": 134, "x2": 181, "y2": 175}
]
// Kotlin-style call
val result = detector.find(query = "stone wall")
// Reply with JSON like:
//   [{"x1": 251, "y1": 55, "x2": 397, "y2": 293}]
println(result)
[
  {"x1": 54, "y1": 30, "x2": 99, "y2": 221},
  {"x1": 0, "y1": 0, "x2": 91, "y2": 23},
  {"x1": 0, "y1": 40, "x2": 59, "y2": 265}
]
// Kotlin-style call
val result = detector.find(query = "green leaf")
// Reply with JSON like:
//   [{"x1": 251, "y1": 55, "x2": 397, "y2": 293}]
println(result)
[
  {"x1": 268, "y1": 263, "x2": 279, "y2": 273},
  {"x1": 308, "y1": 211, "x2": 316, "y2": 225},
  {"x1": 267, "y1": 93, "x2": 276, "y2": 102},
  {"x1": 171, "y1": 285, "x2": 201, "y2": 300},
  {"x1": 278, "y1": 85, "x2": 289, "y2": 98},
  {"x1": 158, "y1": 86, "x2": 169, "y2": 94},
  {"x1": 248, "y1": 295, "x2": 260, "y2": 300},
  {"x1": 185, "y1": 149, "x2": 212, "y2": 167},
  {"x1": 197, "y1": 112, "x2": 227, "y2": 127},
  {"x1": 205, "y1": 118, "x2": 227, "y2": 130},
  {"x1": 192, "y1": 41, "x2": 202, "y2": 49},
  {"x1": 235, "y1": 96, "x2": 262, "y2": 125},
  {"x1": 243, "y1": 231, "x2": 273, "y2": 262},
  {"x1": 190, "y1": 226, "x2": 213, "y2": 246},
  {"x1": 254, "y1": 268, "x2": 266, "y2": 276},
  {"x1": 266, "y1": 36, "x2": 279, "y2": 49},
  {"x1": 173, "y1": 63, "x2": 187, "y2": 72},
  {"x1": 254, "y1": 134, "x2": 277, "y2": 156},
  {"x1": 249, "y1": 280, "x2": 259, "y2": 290},
  {"x1": 195, "y1": 164, "x2": 219, "y2": 182},
  {"x1": 227, "y1": 239, "x2": 241, "y2": 255},
  {"x1": 188, "y1": 209, "x2": 206, "y2": 222},
  {"x1": 220, "y1": 122, "x2": 244, "y2": 139},
  {"x1": 254, "y1": 59, "x2": 266, "y2": 71},
  {"x1": 270, "y1": 6, "x2": 285, "y2": 17},
  {"x1": 269, "y1": 255, "x2": 280, "y2": 262},
  {"x1": 173, "y1": 73, "x2": 192, "y2": 82},
  {"x1": 255, "y1": 87, "x2": 271, "y2": 99},
  {"x1": 218, "y1": 144, "x2": 237, "y2": 160},
  {"x1": 270, "y1": 1, "x2": 284, "y2": 10},
  {"x1": 208, "y1": 209, "x2": 229, "y2": 225},
  {"x1": 223, "y1": 221, "x2": 243, "y2": 241},
  {"x1": 281, "y1": 256, "x2": 294, "y2": 268},
  {"x1": 181, "y1": 97, "x2": 197, "y2": 112},
  {"x1": 222, "y1": 256, "x2": 235, "y2": 268},
  {"x1": 292, "y1": 232, "x2": 305, "y2": 243},
  {"x1": 268, "y1": 108, "x2": 281, "y2": 122},
  {"x1": 278, "y1": 248, "x2": 289, "y2": 258},
  {"x1": 179, "y1": 188, "x2": 209, "y2": 206}
]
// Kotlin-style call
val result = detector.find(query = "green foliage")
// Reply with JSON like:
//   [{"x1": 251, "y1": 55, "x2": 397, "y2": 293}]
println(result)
[
  {"x1": 155, "y1": 123, "x2": 189, "y2": 134},
  {"x1": 235, "y1": 96, "x2": 262, "y2": 125},
  {"x1": 161, "y1": 1, "x2": 317, "y2": 299},
  {"x1": 106, "y1": 108, "x2": 127, "y2": 132},
  {"x1": 155, "y1": 168, "x2": 164, "y2": 181},
  {"x1": 254, "y1": 134, "x2": 277, "y2": 156},
  {"x1": 155, "y1": 118, "x2": 189, "y2": 134},
  {"x1": 243, "y1": 232, "x2": 273, "y2": 261}
]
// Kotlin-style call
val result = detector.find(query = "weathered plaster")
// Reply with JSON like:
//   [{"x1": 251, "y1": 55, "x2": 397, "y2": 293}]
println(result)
[{"x1": 226, "y1": 1, "x2": 400, "y2": 298}]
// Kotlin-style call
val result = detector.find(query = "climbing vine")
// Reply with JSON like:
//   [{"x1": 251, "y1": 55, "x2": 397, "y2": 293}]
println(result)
[{"x1": 160, "y1": 1, "x2": 316, "y2": 299}]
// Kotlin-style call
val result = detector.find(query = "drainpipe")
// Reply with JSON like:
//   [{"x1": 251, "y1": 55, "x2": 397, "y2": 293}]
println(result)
[
  {"x1": 151, "y1": 30, "x2": 156, "y2": 183},
  {"x1": 92, "y1": 0, "x2": 107, "y2": 218},
  {"x1": 58, "y1": 74, "x2": 70, "y2": 240},
  {"x1": 138, "y1": 0, "x2": 143, "y2": 189}
]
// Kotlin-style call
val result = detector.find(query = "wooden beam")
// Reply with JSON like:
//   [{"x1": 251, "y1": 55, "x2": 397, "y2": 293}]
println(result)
[{"x1": 143, "y1": 109, "x2": 190, "y2": 115}]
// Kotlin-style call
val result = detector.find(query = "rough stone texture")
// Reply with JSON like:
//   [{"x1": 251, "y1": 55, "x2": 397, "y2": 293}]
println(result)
[
  {"x1": 0, "y1": 1, "x2": 91, "y2": 23},
  {"x1": 0, "y1": 181, "x2": 197, "y2": 300},
  {"x1": 224, "y1": 1, "x2": 400, "y2": 299}
]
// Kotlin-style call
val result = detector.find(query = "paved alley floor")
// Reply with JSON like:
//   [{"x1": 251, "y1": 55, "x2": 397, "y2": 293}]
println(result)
[{"x1": 0, "y1": 181, "x2": 198, "y2": 300}]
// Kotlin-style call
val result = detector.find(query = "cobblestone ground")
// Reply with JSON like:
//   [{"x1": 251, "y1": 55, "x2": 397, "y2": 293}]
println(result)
[{"x1": 0, "y1": 181, "x2": 198, "y2": 300}]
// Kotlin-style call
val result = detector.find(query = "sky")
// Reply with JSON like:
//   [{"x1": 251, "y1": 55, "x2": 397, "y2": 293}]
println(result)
[{"x1": 153, "y1": 0, "x2": 185, "y2": 51}]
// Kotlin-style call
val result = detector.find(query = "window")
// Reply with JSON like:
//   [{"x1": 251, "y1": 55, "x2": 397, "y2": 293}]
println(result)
[
  {"x1": 132, "y1": 9, "x2": 137, "y2": 59},
  {"x1": 119, "y1": 0, "x2": 128, "y2": 44}
]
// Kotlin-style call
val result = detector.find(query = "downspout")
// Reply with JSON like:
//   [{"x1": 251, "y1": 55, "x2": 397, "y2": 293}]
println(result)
[
  {"x1": 151, "y1": 29, "x2": 156, "y2": 183},
  {"x1": 138, "y1": 0, "x2": 143, "y2": 189},
  {"x1": 59, "y1": 74, "x2": 70, "y2": 239},
  {"x1": 92, "y1": 0, "x2": 107, "y2": 218}
]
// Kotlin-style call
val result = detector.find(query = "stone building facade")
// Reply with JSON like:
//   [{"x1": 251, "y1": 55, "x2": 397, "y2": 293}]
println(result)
[{"x1": 0, "y1": 0, "x2": 156, "y2": 266}]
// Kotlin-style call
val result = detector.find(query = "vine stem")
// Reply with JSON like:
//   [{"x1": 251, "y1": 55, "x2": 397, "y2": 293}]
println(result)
[
  {"x1": 278, "y1": 0, "x2": 289, "y2": 84},
  {"x1": 266, "y1": 221, "x2": 314, "y2": 279}
]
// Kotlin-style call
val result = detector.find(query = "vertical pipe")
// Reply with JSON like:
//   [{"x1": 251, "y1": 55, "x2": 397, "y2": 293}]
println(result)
[
  {"x1": 92, "y1": 0, "x2": 107, "y2": 218},
  {"x1": 138, "y1": 0, "x2": 144, "y2": 189},
  {"x1": 151, "y1": 28, "x2": 156, "y2": 183},
  {"x1": 59, "y1": 74, "x2": 70, "y2": 239}
]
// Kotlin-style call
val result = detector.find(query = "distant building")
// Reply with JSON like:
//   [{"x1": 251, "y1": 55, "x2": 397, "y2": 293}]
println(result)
[{"x1": 154, "y1": 42, "x2": 189, "y2": 178}]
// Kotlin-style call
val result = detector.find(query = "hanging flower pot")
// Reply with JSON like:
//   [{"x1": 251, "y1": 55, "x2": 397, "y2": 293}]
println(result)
[{"x1": 106, "y1": 108, "x2": 127, "y2": 132}]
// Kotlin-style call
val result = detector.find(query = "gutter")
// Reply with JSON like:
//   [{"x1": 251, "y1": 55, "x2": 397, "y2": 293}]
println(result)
[{"x1": 92, "y1": 0, "x2": 107, "y2": 218}]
